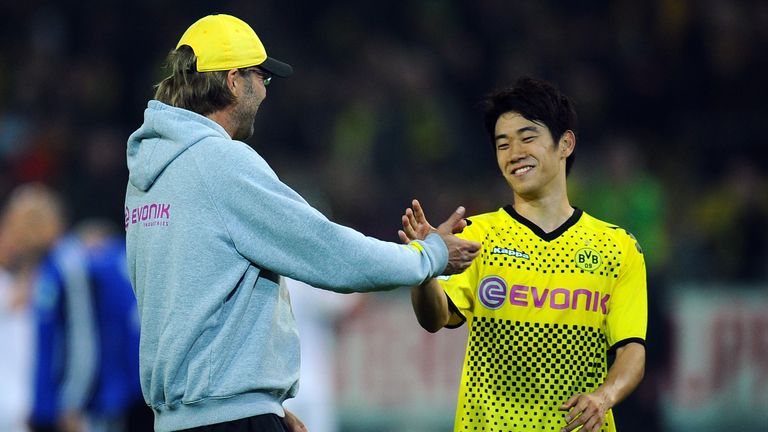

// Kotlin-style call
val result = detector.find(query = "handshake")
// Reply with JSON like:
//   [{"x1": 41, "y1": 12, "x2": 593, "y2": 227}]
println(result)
[{"x1": 397, "y1": 199, "x2": 481, "y2": 275}]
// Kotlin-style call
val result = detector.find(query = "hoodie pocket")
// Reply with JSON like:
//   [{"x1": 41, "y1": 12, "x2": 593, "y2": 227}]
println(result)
[
  {"x1": 177, "y1": 317, "x2": 217, "y2": 405},
  {"x1": 207, "y1": 266, "x2": 254, "y2": 396}
]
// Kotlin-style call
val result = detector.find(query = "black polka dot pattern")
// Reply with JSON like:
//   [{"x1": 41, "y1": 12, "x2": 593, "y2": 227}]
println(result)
[
  {"x1": 481, "y1": 222, "x2": 623, "y2": 279},
  {"x1": 457, "y1": 317, "x2": 609, "y2": 431}
]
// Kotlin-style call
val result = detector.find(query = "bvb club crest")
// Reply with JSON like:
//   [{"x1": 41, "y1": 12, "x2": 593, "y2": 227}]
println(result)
[{"x1": 575, "y1": 248, "x2": 602, "y2": 271}]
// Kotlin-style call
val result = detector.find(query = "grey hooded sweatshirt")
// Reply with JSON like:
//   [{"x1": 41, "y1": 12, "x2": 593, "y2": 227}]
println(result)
[{"x1": 125, "y1": 101, "x2": 448, "y2": 431}]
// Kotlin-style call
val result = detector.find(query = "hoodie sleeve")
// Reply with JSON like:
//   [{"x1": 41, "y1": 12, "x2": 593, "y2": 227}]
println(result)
[{"x1": 193, "y1": 140, "x2": 448, "y2": 293}]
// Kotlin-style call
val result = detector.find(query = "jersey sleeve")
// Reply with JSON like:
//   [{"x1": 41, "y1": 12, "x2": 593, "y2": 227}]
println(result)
[
  {"x1": 605, "y1": 232, "x2": 648, "y2": 351},
  {"x1": 437, "y1": 220, "x2": 483, "y2": 327}
]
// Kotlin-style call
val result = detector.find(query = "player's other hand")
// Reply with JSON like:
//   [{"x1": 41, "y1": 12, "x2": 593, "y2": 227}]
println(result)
[
  {"x1": 398, "y1": 199, "x2": 480, "y2": 275},
  {"x1": 558, "y1": 391, "x2": 610, "y2": 432}
]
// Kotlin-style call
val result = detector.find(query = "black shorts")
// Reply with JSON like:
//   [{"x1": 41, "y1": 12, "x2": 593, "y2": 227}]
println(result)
[{"x1": 177, "y1": 414, "x2": 287, "y2": 432}]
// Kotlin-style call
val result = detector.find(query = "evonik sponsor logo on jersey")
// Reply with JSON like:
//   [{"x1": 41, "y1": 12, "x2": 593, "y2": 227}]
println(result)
[
  {"x1": 125, "y1": 203, "x2": 171, "y2": 229},
  {"x1": 477, "y1": 275, "x2": 610, "y2": 314}
]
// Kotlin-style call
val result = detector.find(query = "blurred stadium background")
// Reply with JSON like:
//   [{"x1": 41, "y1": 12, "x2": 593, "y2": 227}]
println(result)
[{"x1": 0, "y1": 1, "x2": 766, "y2": 431}]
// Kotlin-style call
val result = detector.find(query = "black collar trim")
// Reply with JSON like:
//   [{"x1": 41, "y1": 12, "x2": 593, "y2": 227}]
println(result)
[{"x1": 502, "y1": 206, "x2": 583, "y2": 241}]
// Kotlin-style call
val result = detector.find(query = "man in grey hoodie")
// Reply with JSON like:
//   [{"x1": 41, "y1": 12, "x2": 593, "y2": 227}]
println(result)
[{"x1": 125, "y1": 14, "x2": 481, "y2": 432}]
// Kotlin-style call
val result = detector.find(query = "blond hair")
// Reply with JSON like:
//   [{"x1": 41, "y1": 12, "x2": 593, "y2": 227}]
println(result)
[{"x1": 154, "y1": 45, "x2": 235, "y2": 115}]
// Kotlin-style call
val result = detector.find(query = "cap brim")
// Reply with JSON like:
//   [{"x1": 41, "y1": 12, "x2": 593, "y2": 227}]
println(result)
[{"x1": 260, "y1": 57, "x2": 293, "y2": 77}]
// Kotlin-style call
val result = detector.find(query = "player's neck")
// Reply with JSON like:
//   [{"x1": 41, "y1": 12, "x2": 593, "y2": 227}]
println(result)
[{"x1": 512, "y1": 192, "x2": 573, "y2": 233}]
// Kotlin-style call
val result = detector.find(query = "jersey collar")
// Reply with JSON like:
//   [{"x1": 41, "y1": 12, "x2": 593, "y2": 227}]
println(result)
[{"x1": 503, "y1": 205, "x2": 583, "y2": 241}]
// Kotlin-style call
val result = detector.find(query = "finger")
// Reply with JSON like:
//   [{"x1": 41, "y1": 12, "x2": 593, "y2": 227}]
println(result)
[
  {"x1": 465, "y1": 240, "x2": 482, "y2": 253},
  {"x1": 561, "y1": 418, "x2": 583, "y2": 432},
  {"x1": 398, "y1": 230, "x2": 410, "y2": 243},
  {"x1": 562, "y1": 410, "x2": 588, "y2": 432},
  {"x1": 451, "y1": 217, "x2": 467, "y2": 234},
  {"x1": 460, "y1": 246, "x2": 481, "y2": 260},
  {"x1": 461, "y1": 260, "x2": 474, "y2": 271},
  {"x1": 559, "y1": 394, "x2": 580, "y2": 410},
  {"x1": 406, "y1": 208, "x2": 418, "y2": 231},
  {"x1": 467, "y1": 248, "x2": 481, "y2": 260},
  {"x1": 584, "y1": 415, "x2": 601, "y2": 432},
  {"x1": 566, "y1": 399, "x2": 587, "y2": 422},
  {"x1": 412, "y1": 199, "x2": 428, "y2": 225},
  {"x1": 564, "y1": 399, "x2": 589, "y2": 427},
  {"x1": 562, "y1": 402, "x2": 581, "y2": 424},
  {"x1": 438, "y1": 206, "x2": 466, "y2": 233},
  {"x1": 402, "y1": 215, "x2": 417, "y2": 238}
]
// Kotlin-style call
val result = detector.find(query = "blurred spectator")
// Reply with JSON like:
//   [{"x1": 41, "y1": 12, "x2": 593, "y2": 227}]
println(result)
[
  {"x1": 0, "y1": 210, "x2": 34, "y2": 432},
  {"x1": 0, "y1": 183, "x2": 65, "y2": 432},
  {"x1": 19, "y1": 186, "x2": 95, "y2": 432},
  {"x1": 0, "y1": 184, "x2": 148, "y2": 432},
  {"x1": 75, "y1": 220, "x2": 151, "y2": 432},
  {"x1": 0, "y1": 259, "x2": 34, "y2": 432}
]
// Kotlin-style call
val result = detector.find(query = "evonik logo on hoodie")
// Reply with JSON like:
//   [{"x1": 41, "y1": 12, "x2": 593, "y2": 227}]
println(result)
[{"x1": 125, "y1": 203, "x2": 171, "y2": 229}]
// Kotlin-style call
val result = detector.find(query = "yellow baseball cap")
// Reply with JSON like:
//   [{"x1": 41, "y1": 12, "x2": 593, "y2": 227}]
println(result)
[{"x1": 177, "y1": 14, "x2": 293, "y2": 77}]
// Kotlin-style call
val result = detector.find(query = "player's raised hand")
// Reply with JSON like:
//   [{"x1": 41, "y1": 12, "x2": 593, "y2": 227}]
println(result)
[
  {"x1": 398, "y1": 199, "x2": 467, "y2": 243},
  {"x1": 399, "y1": 199, "x2": 432, "y2": 242},
  {"x1": 397, "y1": 200, "x2": 480, "y2": 275}
]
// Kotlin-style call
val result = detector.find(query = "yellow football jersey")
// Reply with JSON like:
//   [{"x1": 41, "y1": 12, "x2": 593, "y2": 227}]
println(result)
[{"x1": 439, "y1": 206, "x2": 647, "y2": 432}]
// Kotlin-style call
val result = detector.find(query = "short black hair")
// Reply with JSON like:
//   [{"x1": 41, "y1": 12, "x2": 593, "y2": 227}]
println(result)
[{"x1": 482, "y1": 77, "x2": 578, "y2": 175}]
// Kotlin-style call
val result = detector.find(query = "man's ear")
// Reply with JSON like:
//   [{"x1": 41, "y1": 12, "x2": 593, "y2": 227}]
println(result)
[
  {"x1": 227, "y1": 69, "x2": 239, "y2": 94},
  {"x1": 560, "y1": 130, "x2": 576, "y2": 158}
]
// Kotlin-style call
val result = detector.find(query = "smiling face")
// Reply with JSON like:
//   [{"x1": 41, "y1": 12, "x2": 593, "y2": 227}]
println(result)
[{"x1": 494, "y1": 111, "x2": 574, "y2": 201}]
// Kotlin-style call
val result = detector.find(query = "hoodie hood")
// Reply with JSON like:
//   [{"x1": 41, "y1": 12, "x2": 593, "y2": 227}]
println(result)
[{"x1": 127, "y1": 101, "x2": 230, "y2": 191}]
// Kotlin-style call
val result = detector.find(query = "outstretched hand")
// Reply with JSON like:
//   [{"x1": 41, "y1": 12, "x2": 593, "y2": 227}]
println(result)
[
  {"x1": 398, "y1": 199, "x2": 480, "y2": 275},
  {"x1": 398, "y1": 199, "x2": 467, "y2": 242}
]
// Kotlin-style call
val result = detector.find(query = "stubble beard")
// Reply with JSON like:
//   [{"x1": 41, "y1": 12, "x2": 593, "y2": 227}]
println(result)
[{"x1": 231, "y1": 79, "x2": 261, "y2": 141}]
